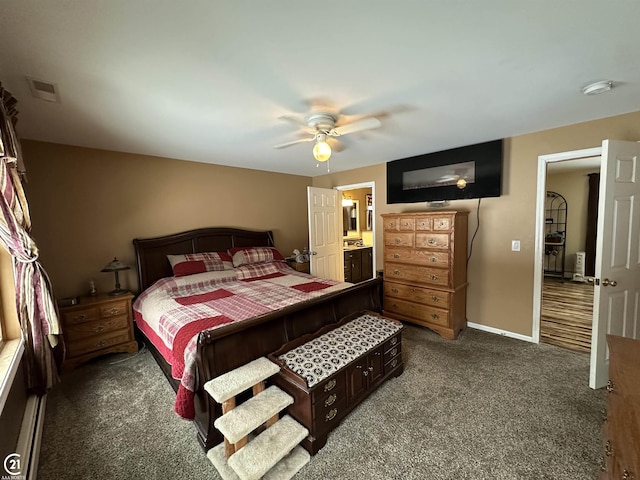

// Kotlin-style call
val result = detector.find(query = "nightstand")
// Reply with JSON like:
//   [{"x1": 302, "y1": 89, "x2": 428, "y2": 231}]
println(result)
[
  {"x1": 285, "y1": 258, "x2": 310, "y2": 274},
  {"x1": 59, "y1": 292, "x2": 138, "y2": 372}
]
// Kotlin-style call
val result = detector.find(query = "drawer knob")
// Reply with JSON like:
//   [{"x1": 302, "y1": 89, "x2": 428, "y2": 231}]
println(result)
[
  {"x1": 363, "y1": 370, "x2": 369, "y2": 377},
  {"x1": 324, "y1": 379, "x2": 337, "y2": 392},
  {"x1": 96, "y1": 340, "x2": 107, "y2": 348},
  {"x1": 325, "y1": 408, "x2": 338, "y2": 422},
  {"x1": 93, "y1": 325, "x2": 105, "y2": 333},
  {"x1": 430, "y1": 275, "x2": 438, "y2": 280},
  {"x1": 428, "y1": 239, "x2": 436, "y2": 245},
  {"x1": 391, "y1": 358, "x2": 398, "y2": 368},
  {"x1": 430, "y1": 257, "x2": 437, "y2": 262},
  {"x1": 108, "y1": 308, "x2": 120, "y2": 315},
  {"x1": 622, "y1": 470, "x2": 634, "y2": 480},
  {"x1": 75, "y1": 314, "x2": 87, "y2": 322},
  {"x1": 394, "y1": 270, "x2": 400, "y2": 275},
  {"x1": 368, "y1": 366, "x2": 374, "y2": 371},
  {"x1": 605, "y1": 440, "x2": 612, "y2": 456},
  {"x1": 390, "y1": 348, "x2": 398, "y2": 356},
  {"x1": 606, "y1": 380, "x2": 614, "y2": 393},
  {"x1": 431, "y1": 313, "x2": 439, "y2": 320},
  {"x1": 390, "y1": 337, "x2": 398, "y2": 345},
  {"x1": 324, "y1": 393, "x2": 337, "y2": 407},
  {"x1": 393, "y1": 253, "x2": 400, "y2": 258},
  {"x1": 431, "y1": 295, "x2": 439, "y2": 302},
  {"x1": 394, "y1": 238, "x2": 401, "y2": 244},
  {"x1": 391, "y1": 288, "x2": 399, "y2": 294}
]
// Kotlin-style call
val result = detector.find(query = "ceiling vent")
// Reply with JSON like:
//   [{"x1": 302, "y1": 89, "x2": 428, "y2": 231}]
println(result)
[{"x1": 26, "y1": 76, "x2": 60, "y2": 102}]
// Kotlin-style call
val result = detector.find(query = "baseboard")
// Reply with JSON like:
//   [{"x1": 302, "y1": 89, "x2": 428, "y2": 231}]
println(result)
[
  {"x1": 467, "y1": 322, "x2": 536, "y2": 343},
  {"x1": 15, "y1": 393, "x2": 46, "y2": 480}
]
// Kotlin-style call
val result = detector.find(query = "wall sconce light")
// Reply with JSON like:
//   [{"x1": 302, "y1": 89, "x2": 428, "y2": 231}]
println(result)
[
  {"x1": 456, "y1": 178, "x2": 467, "y2": 189},
  {"x1": 101, "y1": 257, "x2": 131, "y2": 296},
  {"x1": 312, "y1": 134, "x2": 332, "y2": 162},
  {"x1": 342, "y1": 195, "x2": 354, "y2": 207}
]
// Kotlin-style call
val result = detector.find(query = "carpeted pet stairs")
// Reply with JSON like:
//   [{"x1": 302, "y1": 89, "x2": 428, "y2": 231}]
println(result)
[{"x1": 205, "y1": 357, "x2": 310, "y2": 480}]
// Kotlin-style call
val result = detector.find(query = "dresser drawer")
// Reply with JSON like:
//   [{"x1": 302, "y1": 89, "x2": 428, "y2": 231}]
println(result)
[
  {"x1": 433, "y1": 215, "x2": 453, "y2": 231},
  {"x1": 383, "y1": 216, "x2": 400, "y2": 231},
  {"x1": 414, "y1": 217, "x2": 433, "y2": 231},
  {"x1": 385, "y1": 262, "x2": 450, "y2": 288},
  {"x1": 62, "y1": 307, "x2": 101, "y2": 325},
  {"x1": 384, "y1": 247, "x2": 449, "y2": 267},
  {"x1": 383, "y1": 332, "x2": 401, "y2": 352},
  {"x1": 385, "y1": 282, "x2": 450, "y2": 309},
  {"x1": 384, "y1": 297, "x2": 450, "y2": 327},
  {"x1": 415, "y1": 233, "x2": 450, "y2": 250},
  {"x1": 384, "y1": 356, "x2": 402, "y2": 375},
  {"x1": 312, "y1": 397, "x2": 347, "y2": 435},
  {"x1": 398, "y1": 218, "x2": 415, "y2": 231},
  {"x1": 384, "y1": 232, "x2": 414, "y2": 247},
  {"x1": 312, "y1": 382, "x2": 346, "y2": 420},
  {"x1": 383, "y1": 343, "x2": 401, "y2": 364},
  {"x1": 64, "y1": 315, "x2": 130, "y2": 341},
  {"x1": 66, "y1": 328, "x2": 132, "y2": 358},
  {"x1": 100, "y1": 300, "x2": 129, "y2": 318}
]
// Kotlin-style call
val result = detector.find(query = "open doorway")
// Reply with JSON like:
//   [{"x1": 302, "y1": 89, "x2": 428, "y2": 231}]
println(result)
[
  {"x1": 537, "y1": 158, "x2": 600, "y2": 352},
  {"x1": 335, "y1": 181, "x2": 376, "y2": 283}
]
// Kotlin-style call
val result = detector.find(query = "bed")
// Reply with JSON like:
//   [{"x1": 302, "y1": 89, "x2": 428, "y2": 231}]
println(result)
[{"x1": 132, "y1": 227, "x2": 383, "y2": 450}]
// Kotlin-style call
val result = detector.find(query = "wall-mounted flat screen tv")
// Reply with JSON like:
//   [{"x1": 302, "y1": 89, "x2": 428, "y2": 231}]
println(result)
[{"x1": 387, "y1": 139, "x2": 503, "y2": 203}]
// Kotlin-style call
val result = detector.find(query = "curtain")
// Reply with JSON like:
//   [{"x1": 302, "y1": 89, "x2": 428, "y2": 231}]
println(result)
[{"x1": 0, "y1": 82, "x2": 61, "y2": 394}]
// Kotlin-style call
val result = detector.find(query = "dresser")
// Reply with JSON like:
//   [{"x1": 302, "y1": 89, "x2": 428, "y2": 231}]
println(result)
[
  {"x1": 60, "y1": 293, "x2": 138, "y2": 372},
  {"x1": 381, "y1": 211, "x2": 468, "y2": 340},
  {"x1": 269, "y1": 311, "x2": 403, "y2": 454},
  {"x1": 601, "y1": 335, "x2": 639, "y2": 479}
]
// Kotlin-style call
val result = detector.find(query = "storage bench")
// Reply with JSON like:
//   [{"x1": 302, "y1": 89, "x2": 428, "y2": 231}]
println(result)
[{"x1": 268, "y1": 310, "x2": 404, "y2": 454}]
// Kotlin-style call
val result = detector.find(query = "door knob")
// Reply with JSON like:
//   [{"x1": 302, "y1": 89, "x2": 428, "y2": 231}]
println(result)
[{"x1": 601, "y1": 278, "x2": 617, "y2": 287}]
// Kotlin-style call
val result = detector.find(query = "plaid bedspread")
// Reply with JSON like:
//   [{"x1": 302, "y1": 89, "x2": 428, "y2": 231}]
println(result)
[{"x1": 133, "y1": 262, "x2": 350, "y2": 418}]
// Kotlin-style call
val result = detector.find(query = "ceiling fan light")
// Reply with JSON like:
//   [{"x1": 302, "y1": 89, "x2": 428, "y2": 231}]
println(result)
[
  {"x1": 313, "y1": 139, "x2": 332, "y2": 162},
  {"x1": 581, "y1": 80, "x2": 613, "y2": 96}
]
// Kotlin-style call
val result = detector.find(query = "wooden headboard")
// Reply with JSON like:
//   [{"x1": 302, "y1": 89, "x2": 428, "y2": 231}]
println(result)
[{"x1": 133, "y1": 227, "x2": 274, "y2": 292}]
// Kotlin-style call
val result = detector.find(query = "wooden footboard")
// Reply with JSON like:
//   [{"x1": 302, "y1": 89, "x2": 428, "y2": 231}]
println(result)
[{"x1": 192, "y1": 277, "x2": 383, "y2": 450}]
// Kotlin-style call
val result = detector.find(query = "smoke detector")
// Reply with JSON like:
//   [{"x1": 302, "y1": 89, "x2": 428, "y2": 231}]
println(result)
[{"x1": 26, "y1": 76, "x2": 60, "y2": 102}]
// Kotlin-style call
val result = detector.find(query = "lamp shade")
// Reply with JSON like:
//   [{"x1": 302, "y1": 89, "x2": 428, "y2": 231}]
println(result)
[
  {"x1": 101, "y1": 257, "x2": 131, "y2": 272},
  {"x1": 101, "y1": 257, "x2": 131, "y2": 296}
]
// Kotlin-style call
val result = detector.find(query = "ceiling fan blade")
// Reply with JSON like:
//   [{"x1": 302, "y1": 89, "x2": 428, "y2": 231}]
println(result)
[
  {"x1": 327, "y1": 137, "x2": 345, "y2": 152},
  {"x1": 273, "y1": 137, "x2": 314, "y2": 149},
  {"x1": 278, "y1": 115, "x2": 307, "y2": 127},
  {"x1": 331, "y1": 117, "x2": 382, "y2": 136}
]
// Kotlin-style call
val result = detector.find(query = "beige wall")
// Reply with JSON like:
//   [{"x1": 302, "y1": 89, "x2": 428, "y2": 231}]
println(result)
[
  {"x1": 20, "y1": 111, "x2": 640, "y2": 334},
  {"x1": 22, "y1": 141, "x2": 312, "y2": 298},
  {"x1": 314, "y1": 110, "x2": 640, "y2": 337},
  {"x1": 546, "y1": 168, "x2": 599, "y2": 274}
]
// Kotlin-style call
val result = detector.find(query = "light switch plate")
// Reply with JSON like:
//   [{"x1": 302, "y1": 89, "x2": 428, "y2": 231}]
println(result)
[{"x1": 512, "y1": 240, "x2": 521, "y2": 252}]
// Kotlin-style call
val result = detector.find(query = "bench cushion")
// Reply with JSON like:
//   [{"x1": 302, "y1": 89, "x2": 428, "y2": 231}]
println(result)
[{"x1": 277, "y1": 313, "x2": 402, "y2": 387}]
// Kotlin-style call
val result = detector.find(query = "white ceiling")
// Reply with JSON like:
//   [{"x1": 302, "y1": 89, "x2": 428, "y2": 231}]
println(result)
[{"x1": 1, "y1": 1, "x2": 639, "y2": 177}]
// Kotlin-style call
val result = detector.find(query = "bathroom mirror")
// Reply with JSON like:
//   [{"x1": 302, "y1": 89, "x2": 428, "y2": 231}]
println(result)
[{"x1": 343, "y1": 200, "x2": 360, "y2": 239}]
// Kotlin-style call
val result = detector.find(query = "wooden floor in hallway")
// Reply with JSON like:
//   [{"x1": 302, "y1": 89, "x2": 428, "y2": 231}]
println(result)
[{"x1": 540, "y1": 277, "x2": 594, "y2": 353}]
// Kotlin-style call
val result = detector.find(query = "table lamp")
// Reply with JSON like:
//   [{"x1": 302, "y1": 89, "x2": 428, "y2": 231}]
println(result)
[{"x1": 101, "y1": 257, "x2": 131, "y2": 296}]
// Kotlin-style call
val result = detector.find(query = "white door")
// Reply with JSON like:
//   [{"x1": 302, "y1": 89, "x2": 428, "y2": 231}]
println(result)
[
  {"x1": 589, "y1": 140, "x2": 640, "y2": 389},
  {"x1": 307, "y1": 186, "x2": 343, "y2": 281}
]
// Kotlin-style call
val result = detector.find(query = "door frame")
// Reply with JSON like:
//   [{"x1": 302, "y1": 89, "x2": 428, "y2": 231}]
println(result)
[
  {"x1": 532, "y1": 147, "x2": 602, "y2": 343},
  {"x1": 335, "y1": 181, "x2": 376, "y2": 281}
]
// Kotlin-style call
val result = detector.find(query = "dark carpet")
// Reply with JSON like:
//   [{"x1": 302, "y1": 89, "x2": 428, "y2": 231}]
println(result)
[{"x1": 38, "y1": 325, "x2": 606, "y2": 479}]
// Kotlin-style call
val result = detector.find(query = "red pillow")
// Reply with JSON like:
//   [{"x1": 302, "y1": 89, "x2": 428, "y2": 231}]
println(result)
[
  {"x1": 228, "y1": 247, "x2": 285, "y2": 267},
  {"x1": 167, "y1": 252, "x2": 233, "y2": 277}
]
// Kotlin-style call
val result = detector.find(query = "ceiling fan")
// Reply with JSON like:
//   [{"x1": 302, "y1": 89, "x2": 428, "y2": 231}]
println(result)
[{"x1": 273, "y1": 112, "x2": 382, "y2": 163}]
